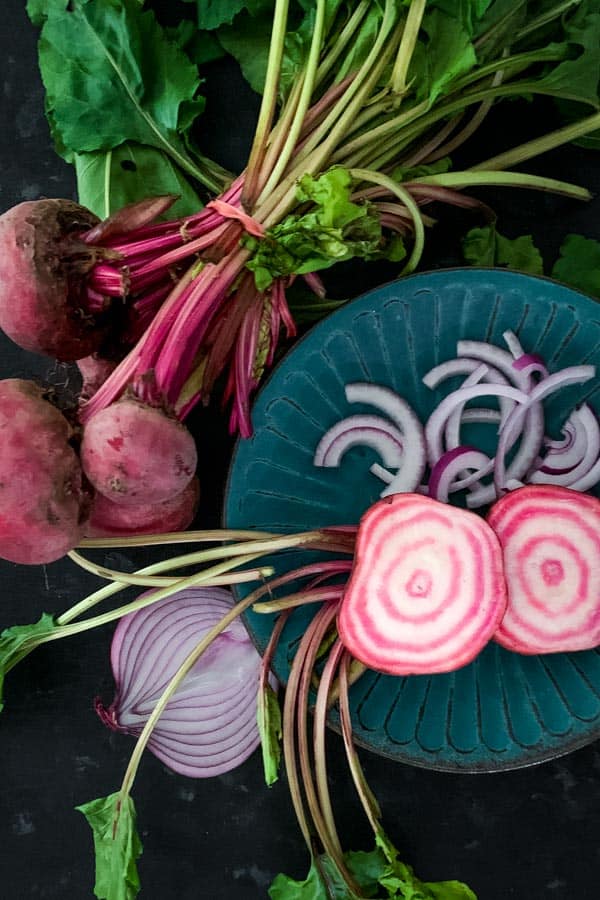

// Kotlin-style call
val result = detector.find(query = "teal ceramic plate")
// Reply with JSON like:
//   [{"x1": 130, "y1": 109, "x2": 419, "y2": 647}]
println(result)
[{"x1": 224, "y1": 269, "x2": 600, "y2": 772}]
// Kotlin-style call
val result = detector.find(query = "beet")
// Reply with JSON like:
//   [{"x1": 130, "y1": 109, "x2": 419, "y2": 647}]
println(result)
[
  {"x1": 0, "y1": 199, "x2": 106, "y2": 360},
  {"x1": 84, "y1": 477, "x2": 200, "y2": 537},
  {"x1": 0, "y1": 379, "x2": 90, "y2": 564},
  {"x1": 488, "y1": 484, "x2": 600, "y2": 654},
  {"x1": 337, "y1": 494, "x2": 507, "y2": 675},
  {"x1": 80, "y1": 398, "x2": 197, "y2": 506}
]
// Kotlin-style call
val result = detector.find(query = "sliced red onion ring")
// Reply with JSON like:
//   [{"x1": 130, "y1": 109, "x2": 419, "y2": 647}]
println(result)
[
  {"x1": 425, "y1": 383, "x2": 529, "y2": 465},
  {"x1": 502, "y1": 330, "x2": 525, "y2": 359},
  {"x1": 344, "y1": 382, "x2": 422, "y2": 429},
  {"x1": 466, "y1": 406, "x2": 547, "y2": 509},
  {"x1": 313, "y1": 335, "x2": 598, "y2": 508},
  {"x1": 568, "y1": 457, "x2": 600, "y2": 492},
  {"x1": 456, "y1": 339, "x2": 530, "y2": 390},
  {"x1": 531, "y1": 405, "x2": 599, "y2": 486},
  {"x1": 545, "y1": 420, "x2": 577, "y2": 452},
  {"x1": 512, "y1": 353, "x2": 549, "y2": 380},
  {"x1": 492, "y1": 366, "x2": 596, "y2": 496},
  {"x1": 456, "y1": 338, "x2": 545, "y2": 470},
  {"x1": 540, "y1": 413, "x2": 587, "y2": 471},
  {"x1": 440, "y1": 367, "x2": 499, "y2": 488},
  {"x1": 459, "y1": 335, "x2": 547, "y2": 493},
  {"x1": 503, "y1": 328, "x2": 548, "y2": 379},
  {"x1": 444, "y1": 364, "x2": 511, "y2": 453},
  {"x1": 428, "y1": 447, "x2": 492, "y2": 502},
  {"x1": 423, "y1": 357, "x2": 511, "y2": 394},
  {"x1": 96, "y1": 588, "x2": 269, "y2": 778},
  {"x1": 446, "y1": 342, "x2": 552, "y2": 506},
  {"x1": 345, "y1": 384, "x2": 425, "y2": 494},
  {"x1": 423, "y1": 359, "x2": 513, "y2": 433},
  {"x1": 458, "y1": 408, "x2": 503, "y2": 426},
  {"x1": 314, "y1": 383, "x2": 425, "y2": 496},
  {"x1": 555, "y1": 406, "x2": 600, "y2": 492},
  {"x1": 504, "y1": 333, "x2": 548, "y2": 489},
  {"x1": 425, "y1": 380, "x2": 546, "y2": 509},
  {"x1": 313, "y1": 414, "x2": 404, "y2": 468},
  {"x1": 370, "y1": 462, "x2": 395, "y2": 485}
]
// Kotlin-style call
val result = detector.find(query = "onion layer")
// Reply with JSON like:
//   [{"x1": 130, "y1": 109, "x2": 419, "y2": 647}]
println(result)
[
  {"x1": 428, "y1": 447, "x2": 492, "y2": 502},
  {"x1": 96, "y1": 588, "x2": 267, "y2": 777},
  {"x1": 488, "y1": 485, "x2": 600, "y2": 654},
  {"x1": 313, "y1": 381, "x2": 426, "y2": 496},
  {"x1": 337, "y1": 494, "x2": 507, "y2": 675},
  {"x1": 313, "y1": 414, "x2": 404, "y2": 468}
]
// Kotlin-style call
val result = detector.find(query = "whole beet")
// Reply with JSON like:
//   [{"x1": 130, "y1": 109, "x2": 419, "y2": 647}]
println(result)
[
  {"x1": 81, "y1": 398, "x2": 198, "y2": 506},
  {"x1": 0, "y1": 199, "x2": 105, "y2": 360},
  {"x1": 0, "y1": 379, "x2": 90, "y2": 564},
  {"x1": 84, "y1": 477, "x2": 200, "y2": 538}
]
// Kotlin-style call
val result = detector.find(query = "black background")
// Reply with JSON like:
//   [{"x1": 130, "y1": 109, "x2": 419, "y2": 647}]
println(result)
[{"x1": 2, "y1": 2, "x2": 600, "y2": 898}]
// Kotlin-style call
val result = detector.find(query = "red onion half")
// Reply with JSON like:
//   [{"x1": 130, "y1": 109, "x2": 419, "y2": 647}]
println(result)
[{"x1": 96, "y1": 587, "x2": 267, "y2": 778}]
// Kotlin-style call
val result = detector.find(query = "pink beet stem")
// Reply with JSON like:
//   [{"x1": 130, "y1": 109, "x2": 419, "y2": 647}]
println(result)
[
  {"x1": 129, "y1": 222, "x2": 232, "y2": 278},
  {"x1": 153, "y1": 249, "x2": 250, "y2": 403},
  {"x1": 77, "y1": 165, "x2": 297, "y2": 431}
]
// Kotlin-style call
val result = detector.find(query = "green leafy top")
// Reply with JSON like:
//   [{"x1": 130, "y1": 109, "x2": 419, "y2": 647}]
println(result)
[
  {"x1": 74, "y1": 143, "x2": 204, "y2": 220},
  {"x1": 462, "y1": 224, "x2": 544, "y2": 274},
  {"x1": 217, "y1": 8, "x2": 276, "y2": 95},
  {"x1": 522, "y1": 3, "x2": 600, "y2": 108},
  {"x1": 269, "y1": 829, "x2": 477, "y2": 899},
  {"x1": 405, "y1": 0, "x2": 600, "y2": 110},
  {"x1": 38, "y1": 0, "x2": 203, "y2": 165},
  {"x1": 462, "y1": 225, "x2": 600, "y2": 301},
  {"x1": 29, "y1": 0, "x2": 235, "y2": 214},
  {"x1": 194, "y1": 0, "x2": 253, "y2": 31},
  {"x1": 0, "y1": 613, "x2": 57, "y2": 713},
  {"x1": 410, "y1": 6, "x2": 478, "y2": 107},
  {"x1": 213, "y1": 0, "x2": 600, "y2": 129},
  {"x1": 76, "y1": 792, "x2": 143, "y2": 900},
  {"x1": 216, "y1": 1, "x2": 334, "y2": 99},
  {"x1": 30, "y1": 0, "x2": 600, "y2": 219},
  {"x1": 551, "y1": 233, "x2": 600, "y2": 298},
  {"x1": 245, "y1": 167, "x2": 404, "y2": 290}
]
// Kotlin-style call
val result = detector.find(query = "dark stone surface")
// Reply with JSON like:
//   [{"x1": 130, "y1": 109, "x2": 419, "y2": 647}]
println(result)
[{"x1": 0, "y1": 3, "x2": 600, "y2": 898}]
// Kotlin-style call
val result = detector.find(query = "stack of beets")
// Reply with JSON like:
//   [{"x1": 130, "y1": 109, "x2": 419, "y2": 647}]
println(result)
[{"x1": 0, "y1": 199, "x2": 200, "y2": 564}]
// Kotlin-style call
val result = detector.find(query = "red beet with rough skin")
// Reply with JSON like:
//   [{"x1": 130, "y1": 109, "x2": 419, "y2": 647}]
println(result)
[
  {"x1": 80, "y1": 398, "x2": 198, "y2": 506},
  {"x1": 0, "y1": 379, "x2": 90, "y2": 564},
  {"x1": 84, "y1": 477, "x2": 200, "y2": 538},
  {"x1": 0, "y1": 199, "x2": 105, "y2": 360},
  {"x1": 77, "y1": 354, "x2": 119, "y2": 400}
]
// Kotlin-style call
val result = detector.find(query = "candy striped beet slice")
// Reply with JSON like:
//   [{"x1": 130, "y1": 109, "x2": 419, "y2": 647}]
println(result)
[
  {"x1": 337, "y1": 494, "x2": 507, "y2": 675},
  {"x1": 488, "y1": 485, "x2": 600, "y2": 655}
]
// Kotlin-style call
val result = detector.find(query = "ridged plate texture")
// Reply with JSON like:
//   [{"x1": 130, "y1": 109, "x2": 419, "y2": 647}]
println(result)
[{"x1": 224, "y1": 269, "x2": 600, "y2": 771}]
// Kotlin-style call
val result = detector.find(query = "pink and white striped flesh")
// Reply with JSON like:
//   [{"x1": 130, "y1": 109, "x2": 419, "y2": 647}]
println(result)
[
  {"x1": 337, "y1": 493, "x2": 507, "y2": 675},
  {"x1": 488, "y1": 485, "x2": 600, "y2": 655}
]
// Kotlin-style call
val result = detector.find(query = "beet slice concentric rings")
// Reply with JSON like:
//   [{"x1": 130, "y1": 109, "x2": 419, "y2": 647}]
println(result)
[
  {"x1": 488, "y1": 484, "x2": 600, "y2": 654},
  {"x1": 337, "y1": 493, "x2": 507, "y2": 675}
]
